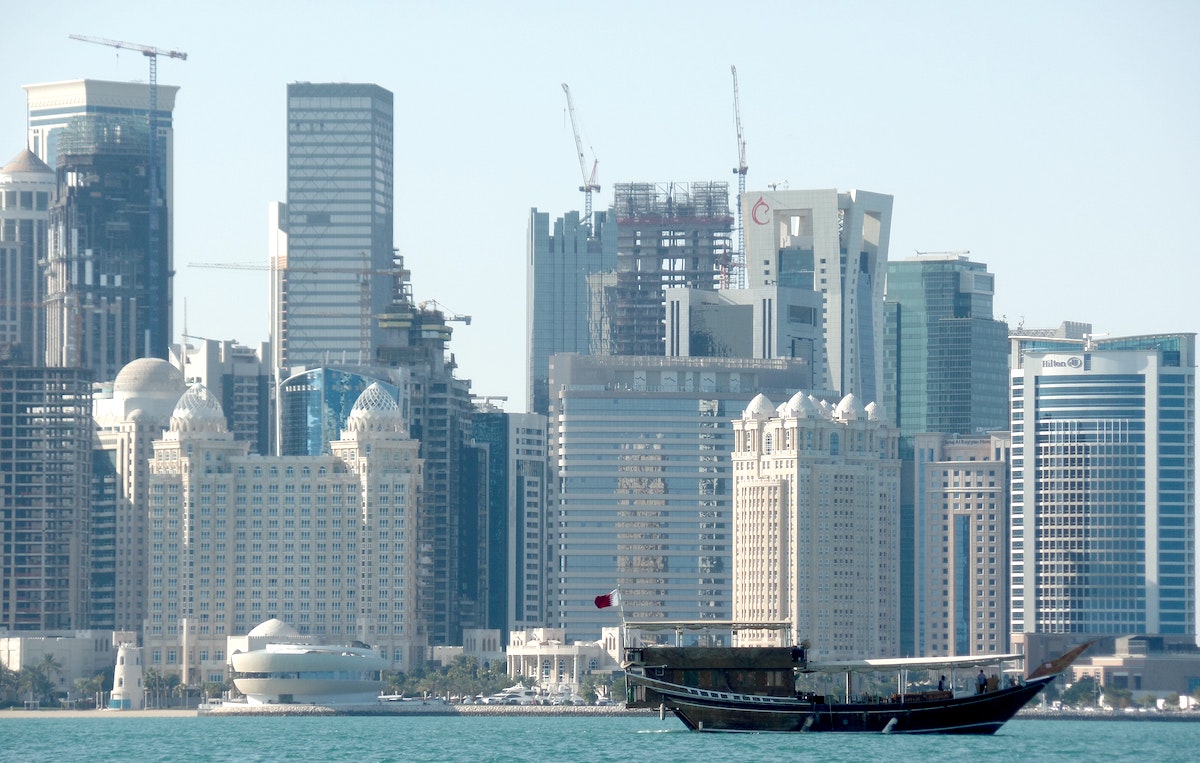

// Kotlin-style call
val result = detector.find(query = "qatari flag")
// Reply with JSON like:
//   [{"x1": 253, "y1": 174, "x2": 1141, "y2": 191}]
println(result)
[{"x1": 594, "y1": 589, "x2": 620, "y2": 609}]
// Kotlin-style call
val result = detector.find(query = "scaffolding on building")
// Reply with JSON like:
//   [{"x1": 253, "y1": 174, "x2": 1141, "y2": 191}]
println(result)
[{"x1": 607, "y1": 182, "x2": 733, "y2": 356}]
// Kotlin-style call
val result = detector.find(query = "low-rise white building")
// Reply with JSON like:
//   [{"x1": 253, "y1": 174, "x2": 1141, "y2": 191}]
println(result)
[{"x1": 505, "y1": 627, "x2": 621, "y2": 695}]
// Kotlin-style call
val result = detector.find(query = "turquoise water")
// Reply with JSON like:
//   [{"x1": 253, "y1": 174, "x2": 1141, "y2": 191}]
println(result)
[{"x1": 3, "y1": 715, "x2": 1200, "y2": 762}]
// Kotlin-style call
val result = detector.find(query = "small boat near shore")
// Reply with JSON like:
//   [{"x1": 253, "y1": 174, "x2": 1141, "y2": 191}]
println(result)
[{"x1": 624, "y1": 639, "x2": 1091, "y2": 734}]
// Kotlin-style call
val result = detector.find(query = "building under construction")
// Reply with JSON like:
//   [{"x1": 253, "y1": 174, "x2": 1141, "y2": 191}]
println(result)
[{"x1": 599, "y1": 182, "x2": 732, "y2": 356}]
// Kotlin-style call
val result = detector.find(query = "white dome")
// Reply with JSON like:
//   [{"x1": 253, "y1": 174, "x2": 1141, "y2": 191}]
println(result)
[
  {"x1": 864, "y1": 401, "x2": 883, "y2": 421},
  {"x1": 170, "y1": 383, "x2": 227, "y2": 432},
  {"x1": 345, "y1": 383, "x2": 404, "y2": 434},
  {"x1": 247, "y1": 618, "x2": 302, "y2": 639},
  {"x1": 780, "y1": 390, "x2": 820, "y2": 419},
  {"x1": 109, "y1": 359, "x2": 185, "y2": 420},
  {"x1": 834, "y1": 393, "x2": 864, "y2": 421},
  {"x1": 742, "y1": 393, "x2": 775, "y2": 421}
]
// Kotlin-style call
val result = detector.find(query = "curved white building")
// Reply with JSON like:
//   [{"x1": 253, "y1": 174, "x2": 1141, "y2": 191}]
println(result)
[{"x1": 230, "y1": 619, "x2": 388, "y2": 705}]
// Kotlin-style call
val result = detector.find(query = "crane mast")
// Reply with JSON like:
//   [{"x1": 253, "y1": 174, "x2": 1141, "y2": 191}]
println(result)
[
  {"x1": 561, "y1": 83, "x2": 600, "y2": 231},
  {"x1": 731, "y1": 65, "x2": 748, "y2": 289},
  {"x1": 70, "y1": 34, "x2": 187, "y2": 353}
]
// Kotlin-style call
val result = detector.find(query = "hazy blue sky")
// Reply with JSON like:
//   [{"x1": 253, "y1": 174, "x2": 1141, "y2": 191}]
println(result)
[{"x1": 4, "y1": 1, "x2": 1197, "y2": 407}]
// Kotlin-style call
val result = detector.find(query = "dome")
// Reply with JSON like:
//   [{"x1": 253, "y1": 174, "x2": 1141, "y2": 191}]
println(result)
[
  {"x1": 780, "y1": 390, "x2": 819, "y2": 419},
  {"x1": 345, "y1": 383, "x2": 404, "y2": 434},
  {"x1": 113, "y1": 358, "x2": 184, "y2": 397},
  {"x1": 742, "y1": 393, "x2": 775, "y2": 421},
  {"x1": 170, "y1": 383, "x2": 227, "y2": 432},
  {"x1": 108, "y1": 359, "x2": 185, "y2": 421},
  {"x1": 1, "y1": 148, "x2": 52, "y2": 176},
  {"x1": 834, "y1": 393, "x2": 864, "y2": 421},
  {"x1": 247, "y1": 618, "x2": 301, "y2": 639},
  {"x1": 864, "y1": 401, "x2": 883, "y2": 421}
]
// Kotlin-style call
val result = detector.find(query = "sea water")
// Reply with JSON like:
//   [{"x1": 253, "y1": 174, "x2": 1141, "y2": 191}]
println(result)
[{"x1": 3, "y1": 714, "x2": 1199, "y2": 763}]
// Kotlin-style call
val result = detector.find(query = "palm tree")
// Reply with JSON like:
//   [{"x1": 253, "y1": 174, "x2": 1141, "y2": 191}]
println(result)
[{"x1": 0, "y1": 663, "x2": 19, "y2": 707}]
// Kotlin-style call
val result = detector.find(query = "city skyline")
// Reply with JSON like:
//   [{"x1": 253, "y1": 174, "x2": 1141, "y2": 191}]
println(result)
[{"x1": 2, "y1": 1, "x2": 1196, "y2": 406}]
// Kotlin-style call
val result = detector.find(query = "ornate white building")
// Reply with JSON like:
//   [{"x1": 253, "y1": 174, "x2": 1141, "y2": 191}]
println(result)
[
  {"x1": 731, "y1": 391, "x2": 901, "y2": 660},
  {"x1": 143, "y1": 381, "x2": 423, "y2": 686}
]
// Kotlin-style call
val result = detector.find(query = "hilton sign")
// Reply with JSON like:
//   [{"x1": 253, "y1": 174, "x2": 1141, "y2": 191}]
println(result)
[{"x1": 1041, "y1": 356, "x2": 1084, "y2": 369}]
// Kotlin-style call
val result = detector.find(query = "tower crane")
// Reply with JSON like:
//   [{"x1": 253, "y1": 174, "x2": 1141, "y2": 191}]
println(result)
[
  {"x1": 730, "y1": 65, "x2": 748, "y2": 290},
  {"x1": 561, "y1": 83, "x2": 600, "y2": 232},
  {"x1": 70, "y1": 34, "x2": 187, "y2": 347}
]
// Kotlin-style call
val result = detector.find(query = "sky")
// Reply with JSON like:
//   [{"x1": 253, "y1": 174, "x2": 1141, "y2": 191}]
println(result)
[{"x1": 3, "y1": 0, "x2": 1197, "y2": 409}]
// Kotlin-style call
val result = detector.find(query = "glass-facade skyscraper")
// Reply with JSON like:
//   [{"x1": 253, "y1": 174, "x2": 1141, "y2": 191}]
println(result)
[
  {"x1": 883, "y1": 253, "x2": 1010, "y2": 656},
  {"x1": 884, "y1": 253, "x2": 1010, "y2": 445},
  {"x1": 277, "y1": 83, "x2": 394, "y2": 370},
  {"x1": 24, "y1": 80, "x2": 179, "y2": 379},
  {"x1": 548, "y1": 354, "x2": 809, "y2": 642},
  {"x1": 1010, "y1": 333, "x2": 1195, "y2": 640},
  {"x1": 525, "y1": 208, "x2": 615, "y2": 415}
]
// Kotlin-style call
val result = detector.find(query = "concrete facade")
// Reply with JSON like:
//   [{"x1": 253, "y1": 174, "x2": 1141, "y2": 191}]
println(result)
[{"x1": 731, "y1": 390, "x2": 901, "y2": 661}]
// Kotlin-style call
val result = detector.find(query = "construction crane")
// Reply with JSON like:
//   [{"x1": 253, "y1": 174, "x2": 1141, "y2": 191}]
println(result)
[
  {"x1": 561, "y1": 83, "x2": 600, "y2": 231},
  {"x1": 71, "y1": 34, "x2": 187, "y2": 350},
  {"x1": 417, "y1": 300, "x2": 471, "y2": 325},
  {"x1": 730, "y1": 65, "x2": 748, "y2": 290}
]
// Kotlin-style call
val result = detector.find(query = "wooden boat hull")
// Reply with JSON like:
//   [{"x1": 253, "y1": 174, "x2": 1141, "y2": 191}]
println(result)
[{"x1": 628, "y1": 673, "x2": 1054, "y2": 734}]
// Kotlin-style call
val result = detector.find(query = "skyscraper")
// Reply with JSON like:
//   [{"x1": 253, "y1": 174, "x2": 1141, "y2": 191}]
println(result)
[
  {"x1": 24, "y1": 80, "x2": 179, "y2": 380},
  {"x1": 470, "y1": 405, "x2": 549, "y2": 635},
  {"x1": 0, "y1": 149, "x2": 54, "y2": 361},
  {"x1": 600, "y1": 182, "x2": 732, "y2": 357},
  {"x1": 1010, "y1": 333, "x2": 1195, "y2": 645},
  {"x1": 275, "y1": 83, "x2": 394, "y2": 370},
  {"x1": 0, "y1": 363, "x2": 94, "y2": 630},
  {"x1": 526, "y1": 208, "x2": 616, "y2": 415},
  {"x1": 742, "y1": 188, "x2": 893, "y2": 403},
  {"x1": 911, "y1": 431, "x2": 1010, "y2": 656},
  {"x1": 884, "y1": 253, "x2": 1010, "y2": 444},
  {"x1": 883, "y1": 252, "x2": 1010, "y2": 654},
  {"x1": 548, "y1": 354, "x2": 809, "y2": 642},
  {"x1": 731, "y1": 390, "x2": 901, "y2": 660}
]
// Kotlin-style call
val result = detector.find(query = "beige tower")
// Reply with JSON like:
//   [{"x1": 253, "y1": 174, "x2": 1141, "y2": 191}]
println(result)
[{"x1": 732, "y1": 390, "x2": 901, "y2": 660}]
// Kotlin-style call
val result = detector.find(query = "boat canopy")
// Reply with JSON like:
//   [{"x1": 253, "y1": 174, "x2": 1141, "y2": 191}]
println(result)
[{"x1": 801, "y1": 653, "x2": 1025, "y2": 675}]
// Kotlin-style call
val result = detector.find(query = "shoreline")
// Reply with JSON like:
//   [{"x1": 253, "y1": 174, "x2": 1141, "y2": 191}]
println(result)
[{"x1": 6, "y1": 705, "x2": 1200, "y2": 722}]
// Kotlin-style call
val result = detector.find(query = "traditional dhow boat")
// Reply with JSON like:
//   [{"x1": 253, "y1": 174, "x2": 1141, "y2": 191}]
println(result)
[{"x1": 624, "y1": 641, "x2": 1090, "y2": 734}]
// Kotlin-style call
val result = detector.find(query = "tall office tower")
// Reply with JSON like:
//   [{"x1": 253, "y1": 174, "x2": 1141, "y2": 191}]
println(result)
[
  {"x1": 173, "y1": 338, "x2": 273, "y2": 455},
  {"x1": 597, "y1": 182, "x2": 732, "y2": 357},
  {"x1": 884, "y1": 253, "x2": 1009, "y2": 444},
  {"x1": 24, "y1": 80, "x2": 179, "y2": 379},
  {"x1": 0, "y1": 362, "x2": 93, "y2": 630},
  {"x1": 276, "y1": 83, "x2": 394, "y2": 370},
  {"x1": 911, "y1": 432, "x2": 1010, "y2": 656},
  {"x1": 526, "y1": 208, "x2": 616, "y2": 415},
  {"x1": 1010, "y1": 333, "x2": 1196, "y2": 651},
  {"x1": 0, "y1": 149, "x2": 54, "y2": 361},
  {"x1": 882, "y1": 252, "x2": 1009, "y2": 654},
  {"x1": 549, "y1": 354, "x2": 810, "y2": 642},
  {"x1": 374, "y1": 254, "x2": 481, "y2": 646},
  {"x1": 92, "y1": 358, "x2": 186, "y2": 632},
  {"x1": 731, "y1": 391, "x2": 901, "y2": 661},
  {"x1": 143, "y1": 382, "x2": 424, "y2": 684},
  {"x1": 742, "y1": 188, "x2": 893, "y2": 403},
  {"x1": 471, "y1": 405, "x2": 549, "y2": 635}
]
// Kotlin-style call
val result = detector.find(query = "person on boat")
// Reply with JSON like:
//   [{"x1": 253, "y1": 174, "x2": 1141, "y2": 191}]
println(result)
[
  {"x1": 976, "y1": 669, "x2": 987, "y2": 694},
  {"x1": 987, "y1": 674, "x2": 999, "y2": 692},
  {"x1": 938, "y1": 676, "x2": 946, "y2": 692}
]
